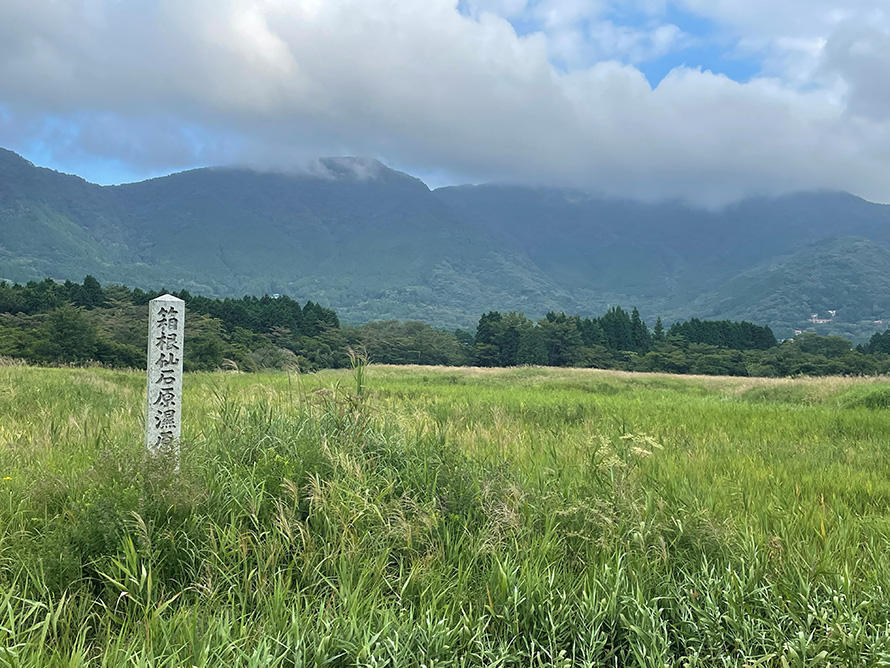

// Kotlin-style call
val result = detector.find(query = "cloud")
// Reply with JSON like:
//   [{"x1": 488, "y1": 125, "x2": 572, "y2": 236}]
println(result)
[
  {"x1": 587, "y1": 21, "x2": 690, "y2": 64},
  {"x1": 464, "y1": 0, "x2": 530, "y2": 20},
  {"x1": 674, "y1": 0, "x2": 889, "y2": 85},
  {"x1": 0, "y1": 0, "x2": 889, "y2": 205},
  {"x1": 822, "y1": 24, "x2": 890, "y2": 121}
]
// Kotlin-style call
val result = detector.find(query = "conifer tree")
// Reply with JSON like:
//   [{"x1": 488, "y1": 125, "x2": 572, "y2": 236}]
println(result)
[
  {"x1": 630, "y1": 307, "x2": 651, "y2": 352},
  {"x1": 653, "y1": 317, "x2": 665, "y2": 342}
]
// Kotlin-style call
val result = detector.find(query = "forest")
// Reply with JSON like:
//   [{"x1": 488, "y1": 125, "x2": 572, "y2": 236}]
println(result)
[{"x1": 2, "y1": 276, "x2": 890, "y2": 376}]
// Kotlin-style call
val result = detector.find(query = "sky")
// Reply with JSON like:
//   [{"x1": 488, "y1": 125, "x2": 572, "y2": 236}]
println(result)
[{"x1": 1, "y1": 0, "x2": 890, "y2": 206}]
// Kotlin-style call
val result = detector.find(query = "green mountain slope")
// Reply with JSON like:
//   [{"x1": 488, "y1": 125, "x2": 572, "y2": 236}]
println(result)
[
  {"x1": 2, "y1": 147, "x2": 890, "y2": 335},
  {"x1": 435, "y1": 186, "x2": 890, "y2": 336},
  {"x1": 0, "y1": 150, "x2": 569, "y2": 325},
  {"x1": 682, "y1": 237, "x2": 890, "y2": 339},
  {"x1": 0, "y1": 149, "x2": 133, "y2": 280},
  {"x1": 435, "y1": 186, "x2": 890, "y2": 304}
]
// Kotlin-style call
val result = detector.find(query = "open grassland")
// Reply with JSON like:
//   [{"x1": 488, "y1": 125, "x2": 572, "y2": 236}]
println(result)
[{"x1": 2, "y1": 364, "x2": 890, "y2": 666}]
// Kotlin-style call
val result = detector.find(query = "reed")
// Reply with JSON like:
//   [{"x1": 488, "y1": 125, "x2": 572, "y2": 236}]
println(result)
[{"x1": 1, "y1": 364, "x2": 889, "y2": 666}]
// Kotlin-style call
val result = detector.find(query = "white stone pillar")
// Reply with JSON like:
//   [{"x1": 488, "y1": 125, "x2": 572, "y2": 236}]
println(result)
[{"x1": 146, "y1": 294, "x2": 184, "y2": 455}]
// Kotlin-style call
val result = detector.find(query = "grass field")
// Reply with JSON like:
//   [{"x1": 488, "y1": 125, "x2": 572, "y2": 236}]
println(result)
[{"x1": 2, "y1": 362, "x2": 890, "y2": 666}]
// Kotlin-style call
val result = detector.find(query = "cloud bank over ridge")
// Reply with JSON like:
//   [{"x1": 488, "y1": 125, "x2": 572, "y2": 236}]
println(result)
[{"x1": 1, "y1": 0, "x2": 889, "y2": 205}]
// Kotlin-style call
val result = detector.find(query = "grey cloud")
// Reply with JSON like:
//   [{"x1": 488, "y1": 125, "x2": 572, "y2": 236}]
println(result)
[
  {"x1": 0, "y1": 0, "x2": 890, "y2": 205},
  {"x1": 822, "y1": 25, "x2": 890, "y2": 121}
]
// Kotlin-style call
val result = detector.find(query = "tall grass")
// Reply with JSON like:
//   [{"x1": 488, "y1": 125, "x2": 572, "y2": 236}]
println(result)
[
  {"x1": 348, "y1": 346, "x2": 370, "y2": 397},
  {"x1": 1, "y1": 364, "x2": 890, "y2": 666}
]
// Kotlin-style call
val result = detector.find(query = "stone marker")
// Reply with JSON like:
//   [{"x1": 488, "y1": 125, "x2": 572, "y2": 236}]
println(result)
[{"x1": 146, "y1": 294, "x2": 184, "y2": 455}]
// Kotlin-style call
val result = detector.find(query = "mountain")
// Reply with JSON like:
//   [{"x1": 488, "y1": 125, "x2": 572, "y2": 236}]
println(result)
[
  {"x1": 435, "y1": 185, "x2": 890, "y2": 336},
  {"x1": 436, "y1": 186, "x2": 890, "y2": 300},
  {"x1": 0, "y1": 149, "x2": 569, "y2": 325},
  {"x1": 2, "y1": 147, "x2": 890, "y2": 337},
  {"x1": 681, "y1": 237, "x2": 890, "y2": 340}
]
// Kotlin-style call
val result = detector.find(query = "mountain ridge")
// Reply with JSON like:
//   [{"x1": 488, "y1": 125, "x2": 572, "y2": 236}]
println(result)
[{"x1": 2, "y1": 148, "x2": 889, "y2": 338}]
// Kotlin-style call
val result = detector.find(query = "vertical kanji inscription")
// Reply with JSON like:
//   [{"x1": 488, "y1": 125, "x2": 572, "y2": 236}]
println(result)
[{"x1": 146, "y1": 294, "x2": 184, "y2": 455}]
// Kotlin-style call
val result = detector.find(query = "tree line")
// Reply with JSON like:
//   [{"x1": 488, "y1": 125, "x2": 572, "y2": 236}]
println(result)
[
  {"x1": 2, "y1": 276, "x2": 890, "y2": 377},
  {"x1": 0, "y1": 277, "x2": 346, "y2": 371}
]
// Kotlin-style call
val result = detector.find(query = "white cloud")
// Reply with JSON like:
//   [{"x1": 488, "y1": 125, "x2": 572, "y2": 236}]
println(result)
[
  {"x1": 464, "y1": 0, "x2": 530, "y2": 19},
  {"x1": 587, "y1": 21, "x2": 689, "y2": 64},
  {"x1": 675, "y1": 0, "x2": 890, "y2": 84},
  {"x1": 0, "y1": 0, "x2": 889, "y2": 205},
  {"x1": 533, "y1": 0, "x2": 605, "y2": 30}
]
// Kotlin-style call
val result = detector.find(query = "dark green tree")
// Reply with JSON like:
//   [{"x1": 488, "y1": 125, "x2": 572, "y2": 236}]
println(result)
[
  {"x1": 653, "y1": 317, "x2": 665, "y2": 342},
  {"x1": 539, "y1": 313, "x2": 583, "y2": 366},
  {"x1": 30, "y1": 306, "x2": 99, "y2": 363},
  {"x1": 630, "y1": 307, "x2": 651, "y2": 353},
  {"x1": 598, "y1": 306, "x2": 634, "y2": 351},
  {"x1": 71, "y1": 275, "x2": 106, "y2": 309}
]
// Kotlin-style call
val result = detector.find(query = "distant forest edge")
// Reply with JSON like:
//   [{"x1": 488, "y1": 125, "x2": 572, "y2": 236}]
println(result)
[{"x1": 3, "y1": 276, "x2": 890, "y2": 377}]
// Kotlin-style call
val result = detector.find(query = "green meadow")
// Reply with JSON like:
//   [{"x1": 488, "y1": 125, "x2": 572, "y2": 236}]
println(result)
[{"x1": 2, "y1": 362, "x2": 890, "y2": 666}]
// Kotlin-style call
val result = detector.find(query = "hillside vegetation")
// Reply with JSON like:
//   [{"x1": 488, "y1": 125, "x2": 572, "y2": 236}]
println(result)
[
  {"x1": 4, "y1": 276, "x2": 890, "y2": 376},
  {"x1": 3, "y1": 148, "x2": 890, "y2": 335},
  {"x1": 1, "y1": 365, "x2": 890, "y2": 665}
]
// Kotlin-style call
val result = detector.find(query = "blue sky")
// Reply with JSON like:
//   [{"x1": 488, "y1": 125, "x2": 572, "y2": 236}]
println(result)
[
  {"x1": 458, "y1": 1, "x2": 764, "y2": 86},
  {"x1": 1, "y1": 1, "x2": 890, "y2": 205},
  {"x1": 630, "y1": 6, "x2": 762, "y2": 86}
]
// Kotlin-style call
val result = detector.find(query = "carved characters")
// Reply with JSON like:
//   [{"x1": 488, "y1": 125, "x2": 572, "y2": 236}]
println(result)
[{"x1": 146, "y1": 297, "x2": 184, "y2": 453}]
